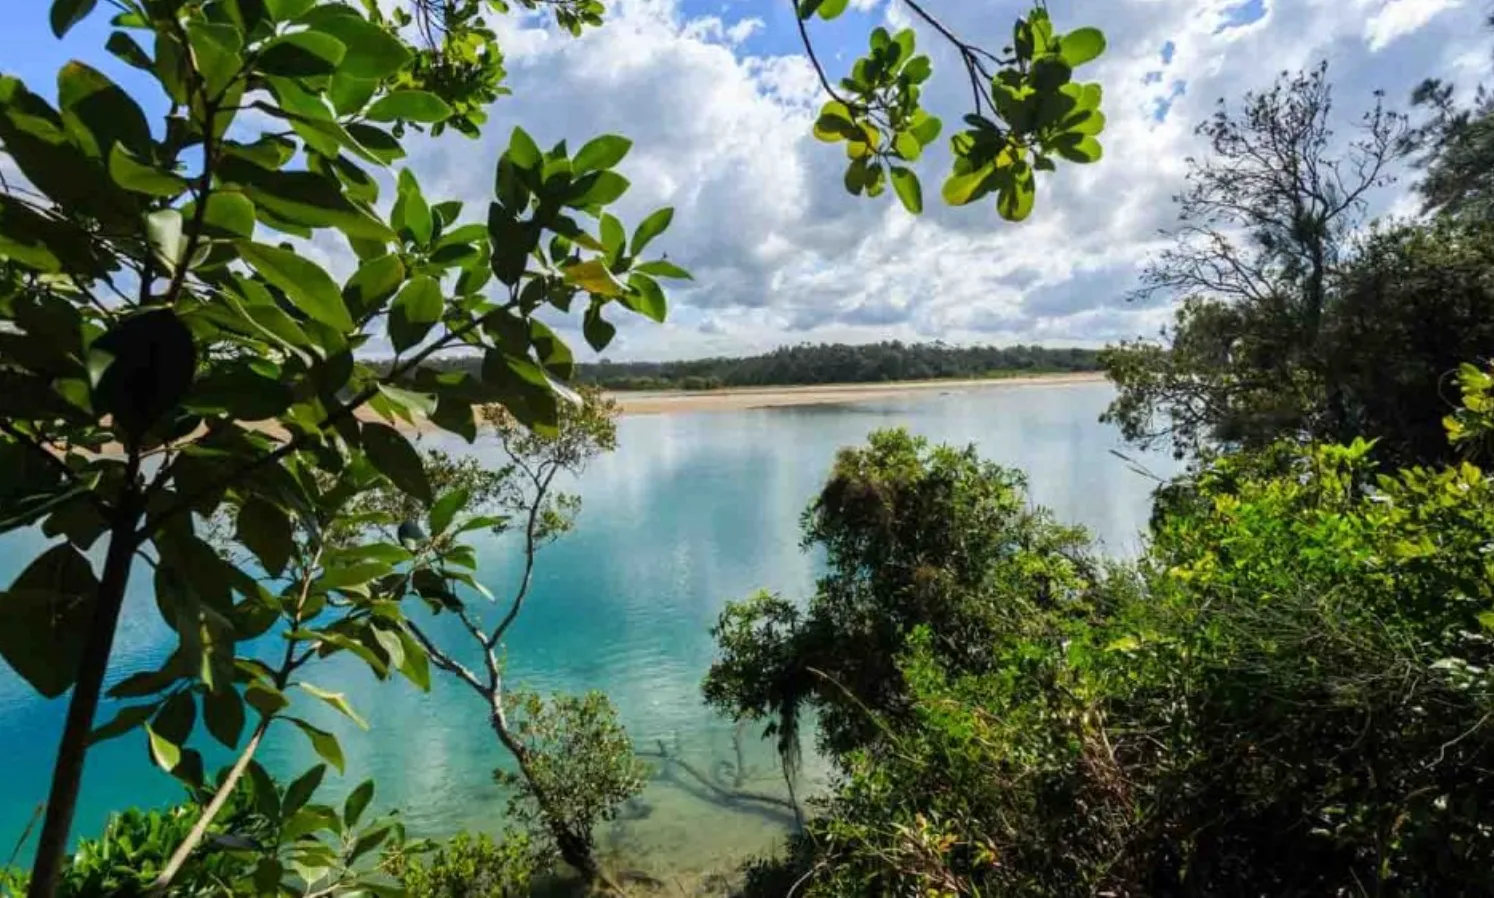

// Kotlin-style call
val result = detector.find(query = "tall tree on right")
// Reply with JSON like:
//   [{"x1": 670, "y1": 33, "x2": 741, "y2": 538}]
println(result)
[{"x1": 1102, "y1": 64, "x2": 1410, "y2": 458}]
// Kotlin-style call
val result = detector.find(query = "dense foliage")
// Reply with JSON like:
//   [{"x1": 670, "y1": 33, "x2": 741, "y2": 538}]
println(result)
[
  {"x1": 714, "y1": 428, "x2": 1494, "y2": 896},
  {"x1": 429, "y1": 341, "x2": 1100, "y2": 391}
]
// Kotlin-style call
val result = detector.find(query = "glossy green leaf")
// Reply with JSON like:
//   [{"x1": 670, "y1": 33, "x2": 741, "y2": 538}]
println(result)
[
  {"x1": 393, "y1": 181, "x2": 432, "y2": 246},
  {"x1": 89, "y1": 703, "x2": 158, "y2": 745},
  {"x1": 942, "y1": 166, "x2": 995, "y2": 206},
  {"x1": 366, "y1": 90, "x2": 452, "y2": 124},
  {"x1": 583, "y1": 304, "x2": 616, "y2": 352},
  {"x1": 508, "y1": 126, "x2": 542, "y2": 172},
  {"x1": 105, "y1": 31, "x2": 152, "y2": 70},
  {"x1": 237, "y1": 497, "x2": 293, "y2": 578},
  {"x1": 298, "y1": 682, "x2": 368, "y2": 729},
  {"x1": 203, "y1": 688, "x2": 246, "y2": 748},
  {"x1": 1053, "y1": 134, "x2": 1103, "y2": 164},
  {"x1": 815, "y1": 0, "x2": 849, "y2": 20},
  {"x1": 344, "y1": 780, "x2": 375, "y2": 828},
  {"x1": 633, "y1": 259, "x2": 692, "y2": 280},
  {"x1": 389, "y1": 275, "x2": 443, "y2": 352},
  {"x1": 631, "y1": 207, "x2": 674, "y2": 256},
  {"x1": 428, "y1": 488, "x2": 471, "y2": 536},
  {"x1": 572, "y1": 134, "x2": 632, "y2": 174},
  {"x1": 569, "y1": 171, "x2": 630, "y2": 207},
  {"x1": 50, "y1": 0, "x2": 97, "y2": 37},
  {"x1": 0, "y1": 544, "x2": 99, "y2": 697},
  {"x1": 108, "y1": 146, "x2": 184, "y2": 197},
  {"x1": 342, "y1": 254, "x2": 404, "y2": 320},
  {"x1": 200, "y1": 190, "x2": 257, "y2": 238},
  {"x1": 890, "y1": 166, "x2": 923, "y2": 214},
  {"x1": 310, "y1": 14, "x2": 411, "y2": 80},
  {"x1": 362, "y1": 422, "x2": 431, "y2": 502},
  {"x1": 283, "y1": 763, "x2": 326, "y2": 817},
  {"x1": 238, "y1": 242, "x2": 354, "y2": 332},
  {"x1": 259, "y1": 31, "x2": 346, "y2": 77},
  {"x1": 265, "y1": 0, "x2": 316, "y2": 20},
  {"x1": 1058, "y1": 28, "x2": 1106, "y2": 67},
  {"x1": 290, "y1": 718, "x2": 346, "y2": 773},
  {"x1": 624, "y1": 274, "x2": 667, "y2": 322},
  {"x1": 58, "y1": 60, "x2": 151, "y2": 159},
  {"x1": 145, "y1": 723, "x2": 182, "y2": 774}
]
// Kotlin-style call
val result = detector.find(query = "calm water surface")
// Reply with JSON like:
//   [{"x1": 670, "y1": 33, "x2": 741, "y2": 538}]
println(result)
[{"x1": 0, "y1": 381, "x2": 1175, "y2": 878}]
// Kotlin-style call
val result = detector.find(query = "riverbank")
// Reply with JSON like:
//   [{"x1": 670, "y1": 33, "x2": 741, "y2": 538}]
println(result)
[{"x1": 610, "y1": 371, "x2": 1108, "y2": 415}]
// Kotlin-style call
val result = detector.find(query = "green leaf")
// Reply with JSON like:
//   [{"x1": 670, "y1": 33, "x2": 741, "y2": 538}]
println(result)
[
  {"x1": 389, "y1": 276, "x2": 443, "y2": 352},
  {"x1": 290, "y1": 718, "x2": 346, "y2": 773},
  {"x1": 145, "y1": 208, "x2": 186, "y2": 271},
  {"x1": 283, "y1": 764, "x2": 326, "y2": 816},
  {"x1": 942, "y1": 165, "x2": 995, "y2": 206},
  {"x1": 813, "y1": 101, "x2": 859, "y2": 143},
  {"x1": 200, "y1": 190, "x2": 256, "y2": 238},
  {"x1": 507, "y1": 126, "x2": 542, "y2": 172},
  {"x1": 58, "y1": 60, "x2": 152, "y2": 159},
  {"x1": 344, "y1": 780, "x2": 375, "y2": 828},
  {"x1": 1053, "y1": 134, "x2": 1103, "y2": 164},
  {"x1": 890, "y1": 166, "x2": 923, "y2": 214},
  {"x1": 298, "y1": 683, "x2": 368, "y2": 730},
  {"x1": 237, "y1": 497, "x2": 293, "y2": 578},
  {"x1": 259, "y1": 32, "x2": 346, "y2": 77},
  {"x1": 997, "y1": 164, "x2": 1036, "y2": 222},
  {"x1": 1058, "y1": 28, "x2": 1106, "y2": 67},
  {"x1": 393, "y1": 183, "x2": 432, "y2": 246},
  {"x1": 238, "y1": 242, "x2": 354, "y2": 332},
  {"x1": 91, "y1": 309, "x2": 197, "y2": 444},
  {"x1": 816, "y1": 0, "x2": 849, "y2": 20},
  {"x1": 366, "y1": 90, "x2": 452, "y2": 124},
  {"x1": 428, "y1": 488, "x2": 470, "y2": 536},
  {"x1": 105, "y1": 31, "x2": 152, "y2": 70},
  {"x1": 630, "y1": 207, "x2": 674, "y2": 257},
  {"x1": 145, "y1": 723, "x2": 182, "y2": 774},
  {"x1": 108, "y1": 145, "x2": 185, "y2": 197},
  {"x1": 572, "y1": 134, "x2": 632, "y2": 174},
  {"x1": 894, "y1": 131, "x2": 922, "y2": 162},
  {"x1": 51, "y1": 0, "x2": 97, "y2": 37},
  {"x1": 396, "y1": 629, "x2": 430, "y2": 690},
  {"x1": 910, "y1": 113, "x2": 942, "y2": 146},
  {"x1": 203, "y1": 688, "x2": 246, "y2": 748},
  {"x1": 624, "y1": 274, "x2": 667, "y2": 322},
  {"x1": 317, "y1": 561, "x2": 392, "y2": 590},
  {"x1": 583, "y1": 304, "x2": 616, "y2": 352},
  {"x1": 266, "y1": 0, "x2": 315, "y2": 19},
  {"x1": 377, "y1": 384, "x2": 437, "y2": 418},
  {"x1": 222, "y1": 157, "x2": 393, "y2": 241},
  {"x1": 633, "y1": 259, "x2": 692, "y2": 280},
  {"x1": 600, "y1": 213, "x2": 626, "y2": 257},
  {"x1": 310, "y1": 14, "x2": 412, "y2": 80},
  {"x1": 569, "y1": 171, "x2": 630, "y2": 207},
  {"x1": 362, "y1": 422, "x2": 431, "y2": 502},
  {"x1": 89, "y1": 703, "x2": 158, "y2": 745},
  {"x1": 342, "y1": 254, "x2": 405, "y2": 320}
]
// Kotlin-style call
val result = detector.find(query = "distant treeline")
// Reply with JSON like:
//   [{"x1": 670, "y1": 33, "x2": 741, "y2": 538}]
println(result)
[{"x1": 420, "y1": 342, "x2": 1099, "y2": 391}]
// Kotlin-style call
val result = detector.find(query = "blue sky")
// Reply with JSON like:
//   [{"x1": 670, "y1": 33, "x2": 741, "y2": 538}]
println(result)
[{"x1": 3, "y1": 0, "x2": 1491, "y2": 360}]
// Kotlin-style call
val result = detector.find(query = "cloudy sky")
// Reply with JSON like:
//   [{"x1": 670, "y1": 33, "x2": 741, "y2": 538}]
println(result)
[{"x1": 5, "y1": 0, "x2": 1492, "y2": 360}]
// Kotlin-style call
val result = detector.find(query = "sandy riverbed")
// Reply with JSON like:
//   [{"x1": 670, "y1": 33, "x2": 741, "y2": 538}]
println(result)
[{"x1": 609, "y1": 371, "x2": 1108, "y2": 415}]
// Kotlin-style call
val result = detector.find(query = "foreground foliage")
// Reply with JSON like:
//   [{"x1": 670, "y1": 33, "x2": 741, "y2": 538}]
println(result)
[{"x1": 715, "y1": 428, "x2": 1494, "y2": 895}]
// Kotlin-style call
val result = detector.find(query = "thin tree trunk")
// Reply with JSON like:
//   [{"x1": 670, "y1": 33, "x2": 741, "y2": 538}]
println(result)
[
  {"x1": 29, "y1": 460, "x2": 142, "y2": 898},
  {"x1": 146, "y1": 718, "x2": 270, "y2": 895}
]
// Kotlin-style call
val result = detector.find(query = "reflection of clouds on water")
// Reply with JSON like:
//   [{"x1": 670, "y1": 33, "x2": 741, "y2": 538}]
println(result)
[{"x1": 0, "y1": 383, "x2": 1173, "y2": 874}]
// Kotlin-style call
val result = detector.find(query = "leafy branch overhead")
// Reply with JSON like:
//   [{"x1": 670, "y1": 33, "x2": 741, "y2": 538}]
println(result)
[{"x1": 799, "y1": 3, "x2": 1107, "y2": 220}]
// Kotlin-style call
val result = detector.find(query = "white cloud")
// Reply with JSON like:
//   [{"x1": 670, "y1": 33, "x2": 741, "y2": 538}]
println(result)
[
  {"x1": 399, "y1": 0, "x2": 1493, "y2": 360},
  {"x1": 1365, "y1": 0, "x2": 1463, "y2": 52}
]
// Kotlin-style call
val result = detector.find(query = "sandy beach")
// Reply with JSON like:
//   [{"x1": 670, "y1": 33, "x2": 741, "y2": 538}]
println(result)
[{"x1": 611, "y1": 371, "x2": 1107, "y2": 415}]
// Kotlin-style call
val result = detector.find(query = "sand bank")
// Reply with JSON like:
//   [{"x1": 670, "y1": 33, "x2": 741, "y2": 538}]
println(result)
[{"x1": 610, "y1": 371, "x2": 1108, "y2": 415}]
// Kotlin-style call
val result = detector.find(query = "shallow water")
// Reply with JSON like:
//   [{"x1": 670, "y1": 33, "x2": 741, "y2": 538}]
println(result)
[{"x1": 0, "y1": 381, "x2": 1175, "y2": 879}]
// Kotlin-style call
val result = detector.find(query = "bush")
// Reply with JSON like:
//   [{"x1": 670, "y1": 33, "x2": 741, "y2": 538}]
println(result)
[
  {"x1": 726, "y1": 433, "x2": 1494, "y2": 896},
  {"x1": 387, "y1": 831, "x2": 533, "y2": 898}
]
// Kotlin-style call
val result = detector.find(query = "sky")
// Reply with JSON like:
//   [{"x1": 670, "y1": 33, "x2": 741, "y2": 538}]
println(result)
[{"x1": 2, "y1": 0, "x2": 1492, "y2": 361}]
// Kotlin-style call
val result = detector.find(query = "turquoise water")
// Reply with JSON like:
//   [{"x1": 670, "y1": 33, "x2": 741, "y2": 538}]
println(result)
[{"x1": 0, "y1": 381, "x2": 1174, "y2": 879}]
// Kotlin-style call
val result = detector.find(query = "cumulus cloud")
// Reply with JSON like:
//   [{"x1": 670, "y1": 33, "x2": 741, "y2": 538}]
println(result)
[{"x1": 399, "y1": 0, "x2": 1493, "y2": 360}]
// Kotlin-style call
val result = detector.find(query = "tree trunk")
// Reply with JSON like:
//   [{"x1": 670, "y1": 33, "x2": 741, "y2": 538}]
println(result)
[{"x1": 28, "y1": 470, "x2": 142, "y2": 898}]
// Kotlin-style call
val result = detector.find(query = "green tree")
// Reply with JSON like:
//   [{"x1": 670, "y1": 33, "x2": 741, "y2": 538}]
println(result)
[
  {"x1": 381, "y1": 389, "x2": 645, "y2": 884},
  {"x1": 1102, "y1": 63, "x2": 1410, "y2": 458},
  {"x1": 703, "y1": 429, "x2": 1092, "y2": 784}
]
